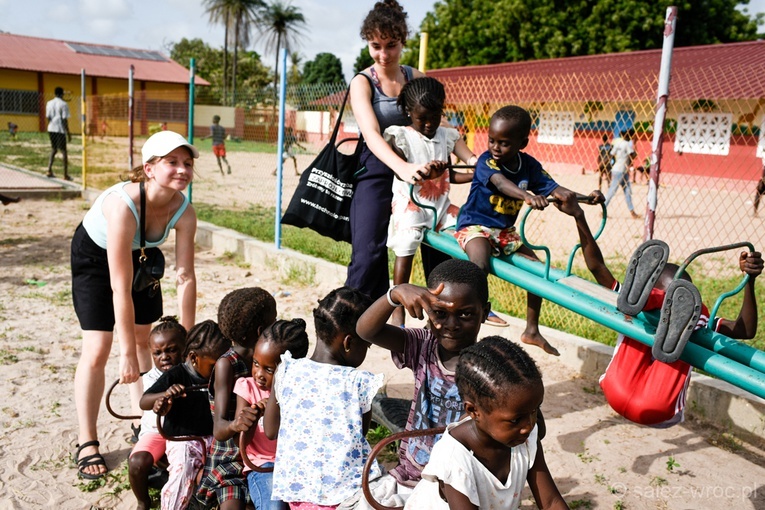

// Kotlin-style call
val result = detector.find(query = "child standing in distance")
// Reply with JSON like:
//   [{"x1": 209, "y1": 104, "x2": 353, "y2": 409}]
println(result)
[
  {"x1": 596, "y1": 134, "x2": 612, "y2": 191},
  {"x1": 8, "y1": 121, "x2": 18, "y2": 140},
  {"x1": 233, "y1": 319, "x2": 310, "y2": 510},
  {"x1": 561, "y1": 195, "x2": 762, "y2": 427},
  {"x1": 195, "y1": 288, "x2": 278, "y2": 510},
  {"x1": 273, "y1": 127, "x2": 305, "y2": 176},
  {"x1": 264, "y1": 287, "x2": 383, "y2": 508},
  {"x1": 384, "y1": 77, "x2": 476, "y2": 328},
  {"x1": 141, "y1": 320, "x2": 231, "y2": 510},
  {"x1": 356, "y1": 259, "x2": 490, "y2": 503},
  {"x1": 405, "y1": 336, "x2": 568, "y2": 509},
  {"x1": 455, "y1": 105, "x2": 577, "y2": 353},
  {"x1": 203, "y1": 115, "x2": 231, "y2": 175},
  {"x1": 128, "y1": 317, "x2": 187, "y2": 510}
]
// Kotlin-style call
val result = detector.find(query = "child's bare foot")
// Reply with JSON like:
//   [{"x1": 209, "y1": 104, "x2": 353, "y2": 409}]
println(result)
[
  {"x1": 484, "y1": 311, "x2": 509, "y2": 327},
  {"x1": 521, "y1": 330, "x2": 560, "y2": 356}
]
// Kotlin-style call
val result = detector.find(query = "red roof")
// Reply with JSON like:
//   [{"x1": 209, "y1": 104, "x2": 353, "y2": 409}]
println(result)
[
  {"x1": 0, "y1": 33, "x2": 208, "y2": 86},
  {"x1": 428, "y1": 40, "x2": 765, "y2": 102}
]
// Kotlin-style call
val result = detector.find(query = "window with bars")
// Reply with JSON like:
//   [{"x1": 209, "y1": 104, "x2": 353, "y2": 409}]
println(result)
[{"x1": 0, "y1": 89, "x2": 39, "y2": 114}]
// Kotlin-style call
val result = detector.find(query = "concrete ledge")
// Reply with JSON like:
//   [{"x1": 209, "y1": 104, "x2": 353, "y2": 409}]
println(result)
[{"x1": 194, "y1": 220, "x2": 765, "y2": 440}]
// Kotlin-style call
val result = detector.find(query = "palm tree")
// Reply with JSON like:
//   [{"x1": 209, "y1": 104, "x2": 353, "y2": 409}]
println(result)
[
  {"x1": 256, "y1": 1, "x2": 307, "y2": 105},
  {"x1": 203, "y1": 0, "x2": 234, "y2": 105},
  {"x1": 229, "y1": 0, "x2": 265, "y2": 105}
]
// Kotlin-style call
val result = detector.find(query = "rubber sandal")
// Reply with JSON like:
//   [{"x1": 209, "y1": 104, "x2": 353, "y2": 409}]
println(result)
[
  {"x1": 129, "y1": 423, "x2": 140, "y2": 444},
  {"x1": 485, "y1": 311, "x2": 509, "y2": 327},
  {"x1": 652, "y1": 279, "x2": 702, "y2": 364},
  {"x1": 75, "y1": 440, "x2": 107, "y2": 480},
  {"x1": 617, "y1": 239, "x2": 670, "y2": 316}
]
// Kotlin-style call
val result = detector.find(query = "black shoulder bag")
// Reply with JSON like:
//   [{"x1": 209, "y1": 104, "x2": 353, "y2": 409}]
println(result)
[
  {"x1": 281, "y1": 80, "x2": 366, "y2": 243},
  {"x1": 132, "y1": 181, "x2": 166, "y2": 297}
]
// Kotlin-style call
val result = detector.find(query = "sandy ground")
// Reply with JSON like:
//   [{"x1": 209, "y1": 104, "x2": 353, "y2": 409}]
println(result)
[{"x1": 1, "y1": 197, "x2": 765, "y2": 509}]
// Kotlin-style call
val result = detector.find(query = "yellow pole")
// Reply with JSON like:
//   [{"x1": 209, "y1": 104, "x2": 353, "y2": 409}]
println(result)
[
  {"x1": 418, "y1": 32, "x2": 429, "y2": 73},
  {"x1": 81, "y1": 69, "x2": 87, "y2": 188}
]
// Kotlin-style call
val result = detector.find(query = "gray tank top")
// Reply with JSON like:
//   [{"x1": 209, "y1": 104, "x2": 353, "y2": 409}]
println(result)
[{"x1": 362, "y1": 65, "x2": 413, "y2": 132}]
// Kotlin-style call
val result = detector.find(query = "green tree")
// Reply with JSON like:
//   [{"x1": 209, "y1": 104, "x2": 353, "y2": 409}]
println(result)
[
  {"x1": 256, "y1": 0, "x2": 307, "y2": 99},
  {"x1": 411, "y1": 0, "x2": 763, "y2": 69},
  {"x1": 288, "y1": 51, "x2": 303, "y2": 85},
  {"x1": 303, "y1": 52, "x2": 345, "y2": 84},
  {"x1": 168, "y1": 38, "x2": 271, "y2": 105},
  {"x1": 353, "y1": 46, "x2": 374, "y2": 74}
]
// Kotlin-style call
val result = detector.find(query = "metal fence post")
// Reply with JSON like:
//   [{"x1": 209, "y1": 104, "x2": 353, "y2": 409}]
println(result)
[
  {"x1": 644, "y1": 6, "x2": 677, "y2": 241},
  {"x1": 275, "y1": 48, "x2": 288, "y2": 250},
  {"x1": 188, "y1": 58, "x2": 195, "y2": 203},
  {"x1": 81, "y1": 69, "x2": 87, "y2": 188},
  {"x1": 128, "y1": 65, "x2": 134, "y2": 171}
]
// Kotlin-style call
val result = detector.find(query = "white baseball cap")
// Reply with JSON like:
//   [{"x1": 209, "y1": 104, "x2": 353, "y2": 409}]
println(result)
[{"x1": 141, "y1": 131, "x2": 200, "y2": 164}]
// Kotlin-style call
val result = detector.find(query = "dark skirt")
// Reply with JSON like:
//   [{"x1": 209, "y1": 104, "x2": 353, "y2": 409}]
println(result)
[{"x1": 71, "y1": 223, "x2": 162, "y2": 331}]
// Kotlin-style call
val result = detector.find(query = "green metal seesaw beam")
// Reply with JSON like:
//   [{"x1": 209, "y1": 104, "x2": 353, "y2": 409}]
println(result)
[{"x1": 418, "y1": 197, "x2": 765, "y2": 400}]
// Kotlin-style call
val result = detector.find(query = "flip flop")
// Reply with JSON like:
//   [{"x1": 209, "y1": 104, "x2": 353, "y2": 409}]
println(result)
[
  {"x1": 652, "y1": 279, "x2": 702, "y2": 364},
  {"x1": 617, "y1": 239, "x2": 670, "y2": 316},
  {"x1": 75, "y1": 440, "x2": 107, "y2": 480},
  {"x1": 485, "y1": 311, "x2": 509, "y2": 327}
]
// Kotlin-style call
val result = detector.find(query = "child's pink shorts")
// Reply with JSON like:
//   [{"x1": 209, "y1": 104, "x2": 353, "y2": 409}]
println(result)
[
  {"x1": 129, "y1": 432, "x2": 166, "y2": 464},
  {"x1": 290, "y1": 503, "x2": 337, "y2": 509}
]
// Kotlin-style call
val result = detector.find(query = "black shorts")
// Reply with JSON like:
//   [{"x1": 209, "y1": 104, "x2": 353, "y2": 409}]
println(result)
[
  {"x1": 49, "y1": 132, "x2": 67, "y2": 151},
  {"x1": 71, "y1": 223, "x2": 163, "y2": 331}
]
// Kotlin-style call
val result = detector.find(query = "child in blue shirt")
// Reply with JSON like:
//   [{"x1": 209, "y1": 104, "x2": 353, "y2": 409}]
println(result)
[{"x1": 456, "y1": 105, "x2": 578, "y2": 356}]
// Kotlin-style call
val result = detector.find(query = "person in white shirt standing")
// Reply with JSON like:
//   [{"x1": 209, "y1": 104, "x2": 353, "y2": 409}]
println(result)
[
  {"x1": 605, "y1": 128, "x2": 640, "y2": 219},
  {"x1": 46, "y1": 86, "x2": 72, "y2": 180}
]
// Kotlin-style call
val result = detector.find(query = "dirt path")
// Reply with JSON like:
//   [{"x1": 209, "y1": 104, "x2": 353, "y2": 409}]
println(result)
[{"x1": 0, "y1": 197, "x2": 764, "y2": 509}]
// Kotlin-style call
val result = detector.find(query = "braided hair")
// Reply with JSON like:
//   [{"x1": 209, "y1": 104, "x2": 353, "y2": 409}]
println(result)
[
  {"x1": 360, "y1": 0, "x2": 409, "y2": 42},
  {"x1": 456, "y1": 336, "x2": 542, "y2": 412},
  {"x1": 218, "y1": 287, "x2": 277, "y2": 348},
  {"x1": 261, "y1": 318, "x2": 310, "y2": 359},
  {"x1": 427, "y1": 259, "x2": 489, "y2": 305},
  {"x1": 150, "y1": 316, "x2": 187, "y2": 348},
  {"x1": 491, "y1": 105, "x2": 532, "y2": 139},
  {"x1": 183, "y1": 319, "x2": 231, "y2": 359},
  {"x1": 313, "y1": 287, "x2": 373, "y2": 344},
  {"x1": 397, "y1": 77, "x2": 445, "y2": 117}
]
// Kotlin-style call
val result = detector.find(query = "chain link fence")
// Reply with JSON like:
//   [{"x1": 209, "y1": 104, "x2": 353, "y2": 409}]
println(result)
[{"x1": 2, "y1": 66, "x2": 763, "y2": 347}]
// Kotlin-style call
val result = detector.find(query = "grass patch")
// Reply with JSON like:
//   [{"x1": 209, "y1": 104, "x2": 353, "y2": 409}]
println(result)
[
  {"x1": 366, "y1": 424, "x2": 398, "y2": 465},
  {"x1": 0, "y1": 349, "x2": 19, "y2": 365},
  {"x1": 281, "y1": 261, "x2": 316, "y2": 286},
  {"x1": 0, "y1": 236, "x2": 41, "y2": 247}
]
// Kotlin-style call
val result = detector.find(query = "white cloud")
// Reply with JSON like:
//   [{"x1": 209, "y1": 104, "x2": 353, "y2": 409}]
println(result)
[
  {"x1": 49, "y1": 4, "x2": 76, "y2": 24},
  {"x1": 87, "y1": 18, "x2": 118, "y2": 38},
  {"x1": 80, "y1": 0, "x2": 131, "y2": 18}
]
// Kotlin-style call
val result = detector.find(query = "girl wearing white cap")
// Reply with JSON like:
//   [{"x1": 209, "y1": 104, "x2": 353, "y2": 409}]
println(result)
[{"x1": 71, "y1": 131, "x2": 199, "y2": 480}]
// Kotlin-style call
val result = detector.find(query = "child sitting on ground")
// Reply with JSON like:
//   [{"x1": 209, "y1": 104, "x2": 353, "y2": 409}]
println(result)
[
  {"x1": 141, "y1": 320, "x2": 231, "y2": 509},
  {"x1": 356, "y1": 259, "x2": 498, "y2": 505},
  {"x1": 202, "y1": 115, "x2": 232, "y2": 175},
  {"x1": 562, "y1": 195, "x2": 762, "y2": 426},
  {"x1": 233, "y1": 319, "x2": 309, "y2": 510},
  {"x1": 195, "y1": 288, "x2": 277, "y2": 510},
  {"x1": 383, "y1": 77, "x2": 476, "y2": 328},
  {"x1": 405, "y1": 336, "x2": 568, "y2": 509},
  {"x1": 128, "y1": 317, "x2": 187, "y2": 510},
  {"x1": 264, "y1": 287, "x2": 383, "y2": 508},
  {"x1": 455, "y1": 105, "x2": 577, "y2": 352}
]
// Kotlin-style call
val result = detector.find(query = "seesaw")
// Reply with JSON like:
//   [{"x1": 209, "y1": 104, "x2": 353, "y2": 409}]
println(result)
[{"x1": 411, "y1": 186, "x2": 765, "y2": 399}]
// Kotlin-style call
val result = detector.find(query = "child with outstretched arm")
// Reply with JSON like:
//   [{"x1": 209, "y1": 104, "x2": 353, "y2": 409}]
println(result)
[
  {"x1": 357, "y1": 259, "x2": 523, "y2": 506},
  {"x1": 455, "y1": 105, "x2": 578, "y2": 354},
  {"x1": 561, "y1": 193, "x2": 762, "y2": 426}
]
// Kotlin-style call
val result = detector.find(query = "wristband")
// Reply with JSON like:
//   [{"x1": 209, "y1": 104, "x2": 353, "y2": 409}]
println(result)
[{"x1": 386, "y1": 286, "x2": 403, "y2": 307}]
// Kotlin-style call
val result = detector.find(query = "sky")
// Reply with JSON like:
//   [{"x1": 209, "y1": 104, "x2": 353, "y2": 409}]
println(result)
[
  {"x1": 1, "y1": 0, "x2": 763, "y2": 81},
  {"x1": 0, "y1": 0, "x2": 438, "y2": 80}
]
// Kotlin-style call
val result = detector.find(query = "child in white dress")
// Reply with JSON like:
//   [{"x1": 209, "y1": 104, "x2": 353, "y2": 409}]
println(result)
[
  {"x1": 383, "y1": 77, "x2": 476, "y2": 327},
  {"x1": 405, "y1": 336, "x2": 568, "y2": 509},
  {"x1": 264, "y1": 287, "x2": 383, "y2": 509}
]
